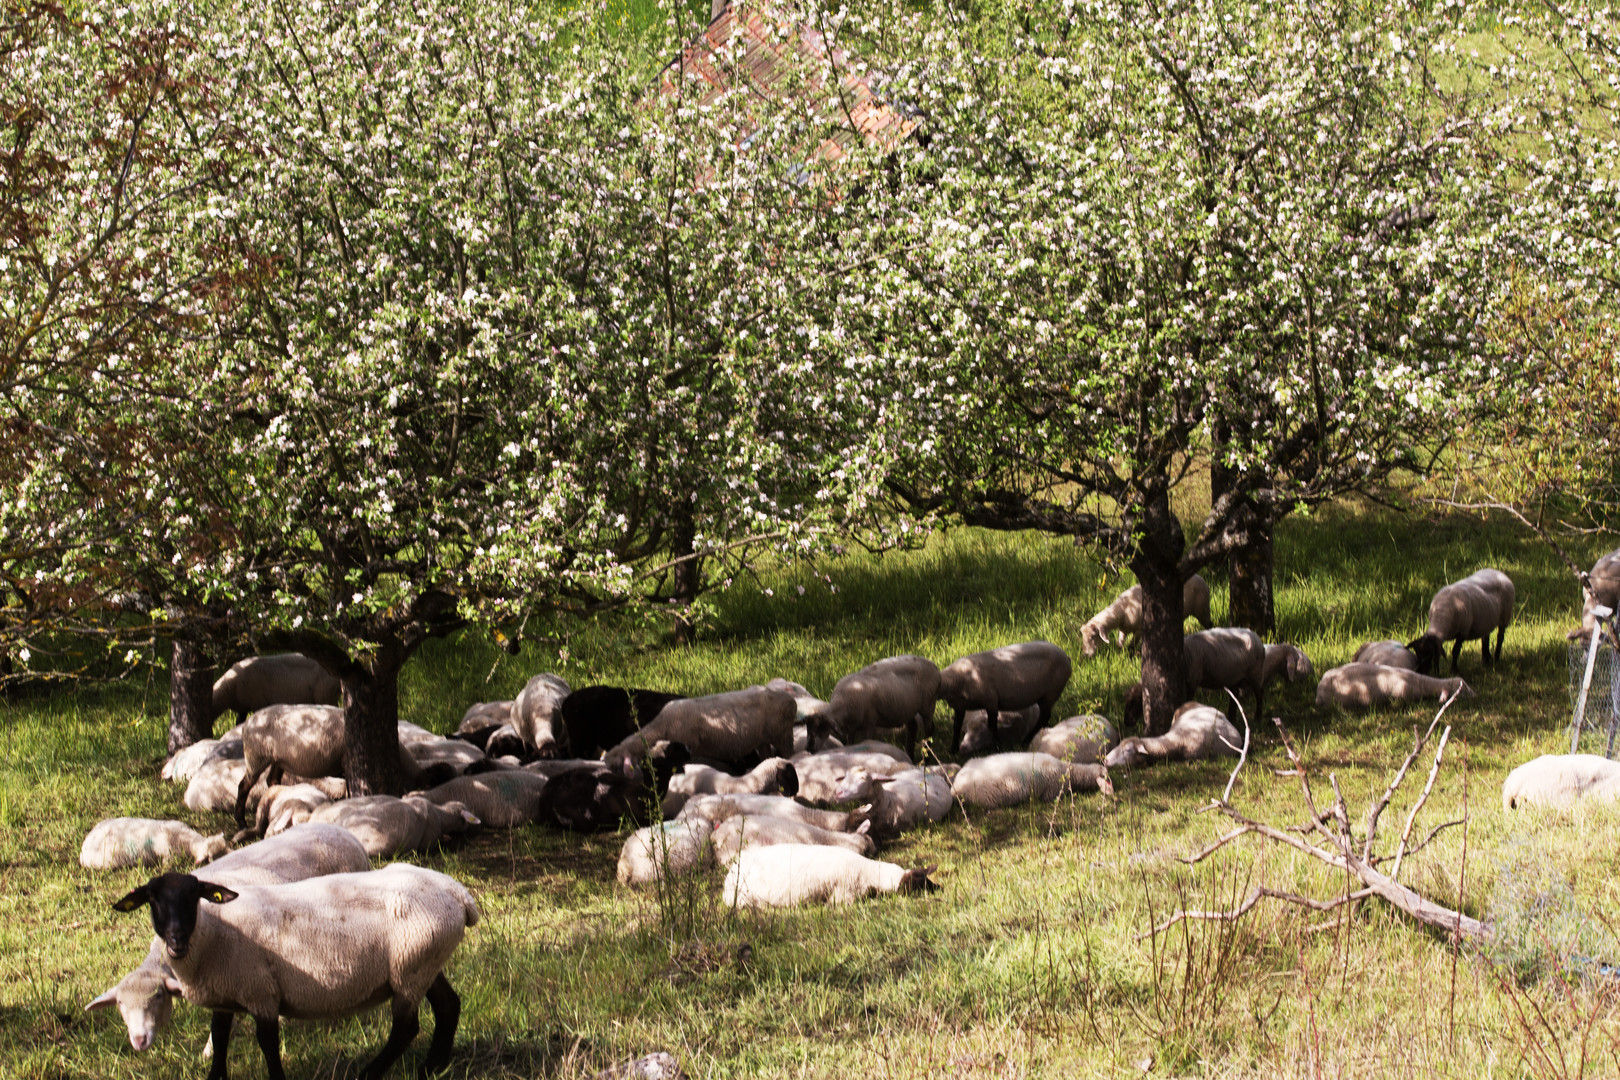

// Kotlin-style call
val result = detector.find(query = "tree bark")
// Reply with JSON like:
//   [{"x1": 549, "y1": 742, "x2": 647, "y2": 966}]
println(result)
[
  {"x1": 1227, "y1": 523, "x2": 1275, "y2": 636},
  {"x1": 1132, "y1": 485, "x2": 1188, "y2": 737},
  {"x1": 168, "y1": 638, "x2": 217, "y2": 753},
  {"x1": 341, "y1": 642, "x2": 406, "y2": 797}
]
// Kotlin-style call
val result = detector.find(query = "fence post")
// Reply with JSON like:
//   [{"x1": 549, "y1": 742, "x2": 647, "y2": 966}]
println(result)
[{"x1": 1573, "y1": 604, "x2": 1615, "y2": 755}]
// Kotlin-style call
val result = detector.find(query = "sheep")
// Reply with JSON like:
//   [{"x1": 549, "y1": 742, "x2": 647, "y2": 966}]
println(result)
[
  {"x1": 1182, "y1": 627, "x2": 1267, "y2": 717},
  {"x1": 255, "y1": 783, "x2": 339, "y2": 836},
  {"x1": 1314, "y1": 663, "x2": 1475, "y2": 709},
  {"x1": 723, "y1": 844, "x2": 938, "y2": 908},
  {"x1": 111, "y1": 863, "x2": 478, "y2": 1080},
  {"x1": 186, "y1": 757, "x2": 251, "y2": 814},
  {"x1": 601, "y1": 686, "x2": 794, "y2": 773},
  {"x1": 162, "y1": 730, "x2": 243, "y2": 784},
  {"x1": 1079, "y1": 574, "x2": 1213, "y2": 656},
  {"x1": 1028, "y1": 714, "x2": 1118, "y2": 764},
  {"x1": 532, "y1": 764, "x2": 657, "y2": 832},
  {"x1": 836, "y1": 739, "x2": 913, "y2": 763},
  {"x1": 80, "y1": 819, "x2": 229, "y2": 871},
  {"x1": 1501, "y1": 754, "x2": 1620, "y2": 810},
  {"x1": 1104, "y1": 704, "x2": 1243, "y2": 770},
  {"x1": 559, "y1": 685, "x2": 685, "y2": 759},
  {"x1": 416, "y1": 770, "x2": 551, "y2": 828},
  {"x1": 616, "y1": 818, "x2": 716, "y2": 888},
  {"x1": 1571, "y1": 550, "x2": 1620, "y2": 640},
  {"x1": 711, "y1": 814, "x2": 875, "y2": 865},
  {"x1": 676, "y1": 793, "x2": 870, "y2": 833},
  {"x1": 831, "y1": 765, "x2": 957, "y2": 837},
  {"x1": 306, "y1": 795, "x2": 479, "y2": 857},
  {"x1": 951, "y1": 752, "x2": 1111, "y2": 808},
  {"x1": 1261, "y1": 643, "x2": 1314, "y2": 696},
  {"x1": 939, "y1": 641, "x2": 1072, "y2": 752},
  {"x1": 660, "y1": 758, "x2": 799, "y2": 817},
  {"x1": 765, "y1": 677, "x2": 829, "y2": 720},
  {"x1": 86, "y1": 824, "x2": 371, "y2": 1054},
  {"x1": 456, "y1": 700, "x2": 512, "y2": 737},
  {"x1": 1352, "y1": 640, "x2": 1419, "y2": 671},
  {"x1": 403, "y1": 733, "x2": 487, "y2": 775},
  {"x1": 514, "y1": 672, "x2": 571, "y2": 757},
  {"x1": 1407, "y1": 568, "x2": 1516, "y2": 674},
  {"x1": 211, "y1": 653, "x2": 340, "y2": 723},
  {"x1": 957, "y1": 704, "x2": 1042, "y2": 756},
  {"x1": 789, "y1": 749, "x2": 914, "y2": 805},
  {"x1": 813, "y1": 655, "x2": 941, "y2": 756}
]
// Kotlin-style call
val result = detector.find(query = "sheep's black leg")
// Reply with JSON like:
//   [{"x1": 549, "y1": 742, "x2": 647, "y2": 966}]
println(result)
[
  {"x1": 950, "y1": 708, "x2": 966, "y2": 753},
  {"x1": 205, "y1": 1010, "x2": 234, "y2": 1080},
  {"x1": 233, "y1": 765, "x2": 266, "y2": 828},
  {"x1": 421, "y1": 974, "x2": 461, "y2": 1076},
  {"x1": 1495, "y1": 626, "x2": 1506, "y2": 666},
  {"x1": 253, "y1": 1014, "x2": 285, "y2": 1080},
  {"x1": 1449, "y1": 638, "x2": 1464, "y2": 674},
  {"x1": 1481, "y1": 635, "x2": 1492, "y2": 669},
  {"x1": 360, "y1": 995, "x2": 421, "y2": 1080},
  {"x1": 902, "y1": 715, "x2": 917, "y2": 760}
]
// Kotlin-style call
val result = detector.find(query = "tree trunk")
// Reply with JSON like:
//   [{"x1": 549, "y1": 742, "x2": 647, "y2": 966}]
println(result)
[
  {"x1": 671, "y1": 507, "x2": 700, "y2": 646},
  {"x1": 168, "y1": 638, "x2": 217, "y2": 753},
  {"x1": 341, "y1": 643, "x2": 406, "y2": 797},
  {"x1": 1228, "y1": 524, "x2": 1275, "y2": 636},
  {"x1": 1132, "y1": 485, "x2": 1188, "y2": 738}
]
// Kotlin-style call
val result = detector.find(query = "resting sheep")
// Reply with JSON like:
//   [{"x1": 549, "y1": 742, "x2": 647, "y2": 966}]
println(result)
[
  {"x1": 950, "y1": 752, "x2": 1112, "y2": 809},
  {"x1": 532, "y1": 764, "x2": 656, "y2": 832},
  {"x1": 1080, "y1": 574, "x2": 1213, "y2": 656},
  {"x1": 1028, "y1": 715, "x2": 1117, "y2": 764},
  {"x1": 112, "y1": 863, "x2": 478, "y2": 1080},
  {"x1": 660, "y1": 758, "x2": 799, "y2": 817},
  {"x1": 1502, "y1": 754, "x2": 1620, "y2": 810},
  {"x1": 939, "y1": 641, "x2": 1072, "y2": 752},
  {"x1": 1104, "y1": 704, "x2": 1242, "y2": 770},
  {"x1": 559, "y1": 685, "x2": 685, "y2": 759},
  {"x1": 616, "y1": 818, "x2": 716, "y2": 888},
  {"x1": 601, "y1": 687, "x2": 794, "y2": 773},
  {"x1": 957, "y1": 704, "x2": 1042, "y2": 756},
  {"x1": 162, "y1": 730, "x2": 243, "y2": 784},
  {"x1": 1314, "y1": 663, "x2": 1474, "y2": 709},
  {"x1": 1407, "y1": 568, "x2": 1515, "y2": 674},
  {"x1": 256, "y1": 783, "x2": 338, "y2": 836},
  {"x1": 723, "y1": 844, "x2": 937, "y2": 908},
  {"x1": 1352, "y1": 640, "x2": 1419, "y2": 671},
  {"x1": 514, "y1": 672, "x2": 571, "y2": 758},
  {"x1": 711, "y1": 814, "x2": 875, "y2": 865},
  {"x1": 832, "y1": 765, "x2": 957, "y2": 837},
  {"x1": 1572, "y1": 550, "x2": 1620, "y2": 641},
  {"x1": 455, "y1": 701, "x2": 512, "y2": 737},
  {"x1": 790, "y1": 749, "x2": 914, "y2": 805},
  {"x1": 416, "y1": 770, "x2": 552, "y2": 829},
  {"x1": 80, "y1": 819, "x2": 228, "y2": 871},
  {"x1": 676, "y1": 793, "x2": 870, "y2": 833},
  {"x1": 306, "y1": 795, "x2": 479, "y2": 857},
  {"x1": 211, "y1": 653, "x2": 340, "y2": 724},
  {"x1": 813, "y1": 655, "x2": 941, "y2": 757}
]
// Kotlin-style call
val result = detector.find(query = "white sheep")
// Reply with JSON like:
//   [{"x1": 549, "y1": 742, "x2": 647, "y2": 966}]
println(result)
[
  {"x1": 790, "y1": 748, "x2": 914, "y2": 805},
  {"x1": 514, "y1": 672, "x2": 571, "y2": 757},
  {"x1": 1501, "y1": 754, "x2": 1620, "y2": 810},
  {"x1": 1351, "y1": 640, "x2": 1419, "y2": 671},
  {"x1": 676, "y1": 793, "x2": 869, "y2": 833},
  {"x1": 831, "y1": 765, "x2": 957, "y2": 837},
  {"x1": 957, "y1": 704, "x2": 1042, "y2": 756},
  {"x1": 111, "y1": 863, "x2": 478, "y2": 1079},
  {"x1": 233, "y1": 704, "x2": 430, "y2": 824},
  {"x1": 306, "y1": 794, "x2": 479, "y2": 857},
  {"x1": 211, "y1": 653, "x2": 340, "y2": 723},
  {"x1": 711, "y1": 814, "x2": 875, "y2": 865},
  {"x1": 723, "y1": 844, "x2": 937, "y2": 907},
  {"x1": 416, "y1": 769, "x2": 552, "y2": 828},
  {"x1": 950, "y1": 752, "x2": 1112, "y2": 809},
  {"x1": 1079, "y1": 574, "x2": 1213, "y2": 656},
  {"x1": 1314, "y1": 663, "x2": 1474, "y2": 709},
  {"x1": 1571, "y1": 550, "x2": 1620, "y2": 641},
  {"x1": 1182, "y1": 627, "x2": 1267, "y2": 716},
  {"x1": 403, "y1": 733, "x2": 487, "y2": 775},
  {"x1": 1028, "y1": 715, "x2": 1118, "y2": 764},
  {"x1": 601, "y1": 686, "x2": 795, "y2": 772},
  {"x1": 256, "y1": 783, "x2": 339, "y2": 836},
  {"x1": 80, "y1": 819, "x2": 228, "y2": 871},
  {"x1": 764, "y1": 677, "x2": 829, "y2": 720},
  {"x1": 1407, "y1": 568, "x2": 1516, "y2": 674},
  {"x1": 616, "y1": 818, "x2": 716, "y2": 888},
  {"x1": 660, "y1": 758, "x2": 799, "y2": 817},
  {"x1": 162, "y1": 729, "x2": 242, "y2": 784},
  {"x1": 939, "y1": 641, "x2": 1072, "y2": 753},
  {"x1": 1104, "y1": 704, "x2": 1243, "y2": 770},
  {"x1": 184, "y1": 757, "x2": 250, "y2": 814},
  {"x1": 456, "y1": 700, "x2": 513, "y2": 735},
  {"x1": 835, "y1": 739, "x2": 913, "y2": 763},
  {"x1": 1261, "y1": 643, "x2": 1314, "y2": 695},
  {"x1": 813, "y1": 655, "x2": 941, "y2": 756}
]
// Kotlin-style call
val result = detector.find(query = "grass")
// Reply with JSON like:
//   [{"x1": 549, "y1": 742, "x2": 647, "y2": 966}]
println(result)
[{"x1": 4, "y1": 501, "x2": 1620, "y2": 1078}]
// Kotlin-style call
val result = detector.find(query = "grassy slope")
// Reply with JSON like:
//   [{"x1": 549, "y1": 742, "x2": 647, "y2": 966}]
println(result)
[{"x1": 3, "y1": 504, "x2": 1619, "y2": 1079}]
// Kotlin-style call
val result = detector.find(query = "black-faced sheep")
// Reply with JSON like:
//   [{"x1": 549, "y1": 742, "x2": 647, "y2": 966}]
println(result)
[
  {"x1": 1406, "y1": 568, "x2": 1515, "y2": 675},
  {"x1": 559, "y1": 685, "x2": 686, "y2": 759},
  {"x1": 938, "y1": 642, "x2": 1072, "y2": 752},
  {"x1": 533, "y1": 764, "x2": 657, "y2": 832},
  {"x1": 1080, "y1": 574, "x2": 1213, "y2": 656},
  {"x1": 1352, "y1": 640, "x2": 1419, "y2": 671},
  {"x1": 1104, "y1": 704, "x2": 1243, "y2": 770},
  {"x1": 723, "y1": 844, "x2": 937, "y2": 908},
  {"x1": 211, "y1": 654, "x2": 341, "y2": 724},
  {"x1": 950, "y1": 752, "x2": 1111, "y2": 808},
  {"x1": 600, "y1": 687, "x2": 794, "y2": 773},
  {"x1": 1571, "y1": 550, "x2": 1620, "y2": 641},
  {"x1": 815, "y1": 655, "x2": 942, "y2": 757},
  {"x1": 1314, "y1": 663, "x2": 1474, "y2": 708}
]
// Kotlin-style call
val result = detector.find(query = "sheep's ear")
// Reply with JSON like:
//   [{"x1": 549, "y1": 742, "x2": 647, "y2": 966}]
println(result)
[
  {"x1": 85, "y1": 988, "x2": 119, "y2": 1012},
  {"x1": 197, "y1": 882, "x2": 238, "y2": 905},
  {"x1": 163, "y1": 977, "x2": 184, "y2": 996},
  {"x1": 899, "y1": 865, "x2": 940, "y2": 894},
  {"x1": 112, "y1": 885, "x2": 151, "y2": 912}
]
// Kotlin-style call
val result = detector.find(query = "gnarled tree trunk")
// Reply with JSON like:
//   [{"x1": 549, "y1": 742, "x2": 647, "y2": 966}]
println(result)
[
  {"x1": 671, "y1": 507, "x2": 700, "y2": 646},
  {"x1": 168, "y1": 638, "x2": 217, "y2": 753},
  {"x1": 341, "y1": 641, "x2": 406, "y2": 797},
  {"x1": 1211, "y1": 420, "x2": 1276, "y2": 635},
  {"x1": 1132, "y1": 485, "x2": 1188, "y2": 737}
]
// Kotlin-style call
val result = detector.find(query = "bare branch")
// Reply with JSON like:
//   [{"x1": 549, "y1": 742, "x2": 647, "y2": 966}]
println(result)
[
  {"x1": 1221, "y1": 687, "x2": 1252, "y2": 804},
  {"x1": 1390, "y1": 724, "x2": 1454, "y2": 882},
  {"x1": 1364, "y1": 711, "x2": 1445, "y2": 861},
  {"x1": 1139, "y1": 885, "x2": 1378, "y2": 940}
]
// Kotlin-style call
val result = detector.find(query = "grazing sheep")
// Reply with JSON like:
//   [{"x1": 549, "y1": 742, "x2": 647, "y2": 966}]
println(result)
[
  {"x1": 1183, "y1": 627, "x2": 1268, "y2": 716},
  {"x1": 1079, "y1": 574, "x2": 1213, "y2": 656},
  {"x1": 1314, "y1": 663, "x2": 1475, "y2": 709},
  {"x1": 616, "y1": 818, "x2": 716, "y2": 888},
  {"x1": 723, "y1": 844, "x2": 937, "y2": 908},
  {"x1": 1028, "y1": 715, "x2": 1118, "y2": 764},
  {"x1": 815, "y1": 655, "x2": 942, "y2": 757},
  {"x1": 601, "y1": 687, "x2": 794, "y2": 773},
  {"x1": 256, "y1": 783, "x2": 338, "y2": 836},
  {"x1": 80, "y1": 819, "x2": 228, "y2": 871},
  {"x1": 1261, "y1": 643, "x2": 1314, "y2": 695},
  {"x1": 211, "y1": 653, "x2": 341, "y2": 723},
  {"x1": 1407, "y1": 568, "x2": 1516, "y2": 674},
  {"x1": 660, "y1": 758, "x2": 799, "y2": 817},
  {"x1": 676, "y1": 793, "x2": 870, "y2": 833},
  {"x1": 1104, "y1": 704, "x2": 1243, "y2": 770},
  {"x1": 532, "y1": 764, "x2": 656, "y2": 833},
  {"x1": 1501, "y1": 754, "x2": 1620, "y2": 810},
  {"x1": 1571, "y1": 551, "x2": 1620, "y2": 640},
  {"x1": 831, "y1": 765, "x2": 957, "y2": 837},
  {"x1": 111, "y1": 863, "x2": 478, "y2": 1080},
  {"x1": 559, "y1": 685, "x2": 686, "y2": 759},
  {"x1": 416, "y1": 770, "x2": 551, "y2": 829},
  {"x1": 957, "y1": 704, "x2": 1042, "y2": 756},
  {"x1": 951, "y1": 752, "x2": 1112, "y2": 809},
  {"x1": 307, "y1": 795, "x2": 479, "y2": 857},
  {"x1": 86, "y1": 824, "x2": 371, "y2": 1054},
  {"x1": 939, "y1": 642, "x2": 1072, "y2": 751},
  {"x1": 790, "y1": 749, "x2": 914, "y2": 805},
  {"x1": 1352, "y1": 640, "x2": 1419, "y2": 671},
  {"x1": 711, "y1": 814, "x2": 875, "y2": 865},
  {"x1": 514, "y1": 673, "x2": 571, "y2": 758},
  {"x1": 162, "y1": 730, "x2": 243, "y2": 784}
]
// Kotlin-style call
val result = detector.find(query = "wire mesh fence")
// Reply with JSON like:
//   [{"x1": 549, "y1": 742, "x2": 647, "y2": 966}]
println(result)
[{"x1": 1568, "y1": 624, "x2": 1620, "y2": 757}]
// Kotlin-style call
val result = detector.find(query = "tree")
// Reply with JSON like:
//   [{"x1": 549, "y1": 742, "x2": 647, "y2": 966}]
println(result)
[{"x1": 841, "y1": 0, "x2": 1522, "y2": 732}]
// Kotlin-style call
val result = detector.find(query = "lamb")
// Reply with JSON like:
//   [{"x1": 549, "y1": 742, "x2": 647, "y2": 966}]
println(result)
[
  {"x1": 559, "y1": 685, "x2": 685, "y2": 759},
  {"x1": 813, "y1": 655, "x2": 942, "y2": 757},
  {"x1": 256, "y1": 783, "x2": 338, "y2": 836},
  {"x1": 950, "y1": 752, "x2": 1112, "y2": 809},
  {"x1": 1314, "y1": 663, "x2": 1475, "y2": 709},
  {"x1": 211, "y1": 653, "x2": 340, "y2": 723},
  {"x1": 1079, "y1": 574, "x2": 1213, "y2": 656},
  {"x1": 1261, "y1": 643, "x2": 1314, "y2": 696},
  {"x1": 1407, "y1": 568, "x2": 1516, "y2": 674},
  {"x1": 87, "y1": 824, "x2": 371, "y2": 1053},
  {"x1": 1028, "y1": 714, "x2": 1118, "y2": 764},
  {"x1": 723, "y1": 844, "x2": 937, "y2": 908},
  {"x1": 162, "y1": 730, "x2": 243, "y2": 784},
  {"x1": 1501, "y1": 754, "x2": 1620, "y2": 810},
  {"x1": 111, "y1": 863, "x2": 478, "y2": 1080},
  {"x1": 711, "y1": 814, "x2": 875, "y2": 865},
  {"x1": 957, "y1": 704, "x2": 1042, "y2": 756},
  {"x1": 1351, "y1": 640, "x2": 1419, "y2": 671},
  {"x1": 1571, "y1": 550, "x2": 1620, "y2": 641},
  {"x1": 514, "y1": 672, "x2": 571, "y2": 757},
  {"x1": 676, "y1": 793, "x2": 870, "y2": 833},
  {"x1": 831, "y1": 765, "x2": 957, "y2": 837},
  {"x1": 660, "y1": 758, "x2": 799, "y2": 817},
  {"x1": 938, "y1": 641, "x2": 1072, "y2": 752},
  {"x1": 1182, "y1": 627, "x2": 1267, "y2": 717},
  {"x1": 789, "y1": 749, "x2": 914, "y2": 805},
  {"x1": 616, "y1": 818, "x2": 716, "y2": 888},
  {"x1": 80, "y1": 819, "x2": 229, "y2": 871},
  {"x1": 1105, "y1": 703, "x2": 1243, "y2": 769},
  {"x1": 416, "y1": 770, "x2": 551, "y2": 828},
  {"x1": 306, "y1": 795, "x2": 479, "y2": 857},
  {"x1": 600, "y1": 686, "x2": 794, "y2": 773}
]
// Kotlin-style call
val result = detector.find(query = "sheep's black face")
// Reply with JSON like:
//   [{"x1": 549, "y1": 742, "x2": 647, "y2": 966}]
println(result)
[
  {"x1": 112, "y1": 873, "x2": 239, "y2": 961},
  {"x1": 1406, "y1": 635, "x2": 1442, "y2": 676}
]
